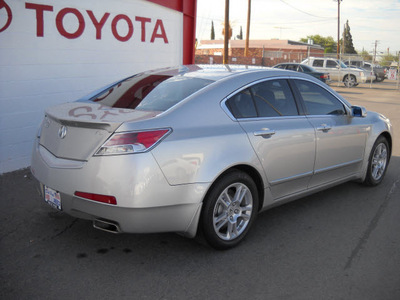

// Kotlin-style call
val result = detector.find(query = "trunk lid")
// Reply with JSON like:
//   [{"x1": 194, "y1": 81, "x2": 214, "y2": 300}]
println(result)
[{"x1": 40, "y1": 102, "x2": 159, "y2": 161}]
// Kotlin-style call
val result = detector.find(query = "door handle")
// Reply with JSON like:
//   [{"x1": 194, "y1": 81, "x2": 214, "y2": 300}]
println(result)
[
  {"x1": 317, "y1": 124, "x2": 332, "y2": 132},
  {"x1": 254, "y1": 128, "x2": 276, "y2": 137}
]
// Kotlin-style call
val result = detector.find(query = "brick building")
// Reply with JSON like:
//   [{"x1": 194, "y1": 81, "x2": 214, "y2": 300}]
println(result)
[{"x1": 195, "y1": 39, "x2": 325, "y2": 66}]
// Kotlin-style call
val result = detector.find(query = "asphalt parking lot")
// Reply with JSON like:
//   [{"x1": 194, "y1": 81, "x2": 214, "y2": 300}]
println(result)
[{"x1": 1, "y1": 80, "x2": 399, "y2": 300}]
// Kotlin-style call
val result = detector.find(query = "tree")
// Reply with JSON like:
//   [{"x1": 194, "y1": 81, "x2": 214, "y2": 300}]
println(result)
[
  {"x1": 221, "y1": 22, "x2": 232, "y2": 40},
  {"x1": 238, "y1": 26, "x2": 243, "y2": 40},
  {"x1": 358, "y1": 49, "x2": 372, "y2": 61},
  {"x1": 380, "y1": 53, "x2": 399, "y2": 67},
  {"x1": 210, "y1": 21, "x2": 215, "y2": 40},
  {"x1": 343, "y1": 20, "x2": 356, "y2": 54},
  {"x1": 299, "y1": 35, "x2": 337, "y2": 53}
]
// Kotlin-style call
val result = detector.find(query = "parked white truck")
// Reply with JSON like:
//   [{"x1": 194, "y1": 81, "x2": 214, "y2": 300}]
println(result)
[{"x1": 301, "y1": 57, "x2": 373, "y2": 87}]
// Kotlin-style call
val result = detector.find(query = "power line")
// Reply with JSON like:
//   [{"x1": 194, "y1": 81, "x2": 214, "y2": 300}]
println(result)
[{"x1": 279, "y1": 0, "x2": 332, "y2": 18}]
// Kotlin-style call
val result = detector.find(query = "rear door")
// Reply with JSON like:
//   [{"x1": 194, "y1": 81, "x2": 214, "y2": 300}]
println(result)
[{"x1": 224, "y1": 79, "x2": 316, "y2": 200}]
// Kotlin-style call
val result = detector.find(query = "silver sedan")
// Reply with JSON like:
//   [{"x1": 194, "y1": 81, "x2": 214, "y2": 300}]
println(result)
[{"x1": 31, "y1": 65, "x2": 393, "y2": 249}]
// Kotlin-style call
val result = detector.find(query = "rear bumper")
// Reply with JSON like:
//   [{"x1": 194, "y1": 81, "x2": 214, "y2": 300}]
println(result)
[
  {"x1": 35, "y1": 181, "x2": 202, "y2": 237},
  {"x1": 31, "y1": 140, "x2": 208, "y2": 237}
]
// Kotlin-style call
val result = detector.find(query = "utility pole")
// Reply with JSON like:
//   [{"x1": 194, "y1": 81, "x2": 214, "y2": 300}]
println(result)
[
  {"x1": 373, "y1": 40, "x2": 378, "y2": 63},
  {"x1": 335, "y1": 0, "x2": 342, "y2": 59},
  {"x1": 223, "y1": 0, "x2": 229, "y2": 64},
  {"x1": 244, "y1": 0, "x2": 251, "y2": 57}
]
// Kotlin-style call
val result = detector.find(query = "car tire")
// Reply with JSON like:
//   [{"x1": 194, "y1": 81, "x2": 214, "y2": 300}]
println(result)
[
  {"x1": 343, "y1": 74, "x2": 357, "y2": 88},
  {"x1": 363, "y1": 136, "x2": 390, "y2": 186},
  {"x1": 200, "y1": 170, "x2": 259, "y2": 250}
]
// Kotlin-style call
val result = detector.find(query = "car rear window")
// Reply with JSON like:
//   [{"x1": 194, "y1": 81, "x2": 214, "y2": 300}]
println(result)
[{"x1": 90, "y1": 73, "x2": 213, "y2": 111}]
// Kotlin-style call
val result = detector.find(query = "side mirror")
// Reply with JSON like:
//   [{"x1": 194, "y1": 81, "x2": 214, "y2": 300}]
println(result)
[{"x1": 351, "y1": 106, "x2": 367, "y2": 117}]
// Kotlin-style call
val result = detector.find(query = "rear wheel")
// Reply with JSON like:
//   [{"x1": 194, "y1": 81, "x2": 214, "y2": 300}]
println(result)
[
  {"x1": 343, "y1": 74, "x2": 357, "y2": 87},
  {"x1": 201, "y1": 170, "x2": 258, "y2": 250},
  {"x1": 363, "y1": 136, "x2": 390, "y2": 186}
]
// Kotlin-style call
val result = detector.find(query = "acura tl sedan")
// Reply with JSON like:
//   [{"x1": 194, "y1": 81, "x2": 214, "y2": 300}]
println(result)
[{"x1": 31, "y1": 65, "x2": 392, "y2": 249}]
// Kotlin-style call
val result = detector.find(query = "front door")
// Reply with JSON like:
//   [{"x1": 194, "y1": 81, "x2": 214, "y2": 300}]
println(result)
[{"x1": 292, "y1": 79, "x2": 368, "y2": 187}]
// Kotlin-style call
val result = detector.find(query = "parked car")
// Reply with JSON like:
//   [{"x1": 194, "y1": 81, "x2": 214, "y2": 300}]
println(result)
[
  {"x1": 343, "y1": 60, "x2": 385, "y2": 82},
  {"x1": 31, "y1": 65, "x2": 393, "y2": 249},
  {"x1": 301, "y1": 57, "x2": 373, "y2": 87},
  {"x1": 272, "y1": 63, "x2": 330, "y2": 83}
]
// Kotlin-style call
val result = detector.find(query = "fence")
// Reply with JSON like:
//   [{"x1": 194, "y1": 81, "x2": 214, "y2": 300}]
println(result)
[{"x1": 195, "y1": 50, "x2": 400, "y2": 88}]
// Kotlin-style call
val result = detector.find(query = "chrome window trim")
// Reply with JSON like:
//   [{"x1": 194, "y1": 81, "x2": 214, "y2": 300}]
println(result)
[
  {"x1": 231, "y1": 115, "x2": 309, "y2": 122},
  {"x1": 221, "y1": 76, "x2": 352, "y2": 122}
]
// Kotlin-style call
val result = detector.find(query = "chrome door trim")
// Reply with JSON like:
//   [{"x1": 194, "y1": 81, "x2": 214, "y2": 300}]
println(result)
[
  {"x1": 314, "y1": 158, "x2": 363, "y2": 174},
  {"x1": 269, "y1": 171, "x2": 314, "y2": 185}
]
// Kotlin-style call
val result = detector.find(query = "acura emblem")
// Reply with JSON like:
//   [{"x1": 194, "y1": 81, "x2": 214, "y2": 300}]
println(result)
[{"x1": 58, "y1": 125, "x2": 67, "y2": 139}]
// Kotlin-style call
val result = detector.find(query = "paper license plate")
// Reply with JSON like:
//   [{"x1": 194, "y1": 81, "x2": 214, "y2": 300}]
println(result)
[{"x1": 44, "y1": 186, "x2": 62, "y2": 210}]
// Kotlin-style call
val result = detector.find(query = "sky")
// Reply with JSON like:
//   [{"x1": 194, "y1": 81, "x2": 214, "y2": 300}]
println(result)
[{"x1": 196, "y1": 0, "x2": 400, "y2": 56}]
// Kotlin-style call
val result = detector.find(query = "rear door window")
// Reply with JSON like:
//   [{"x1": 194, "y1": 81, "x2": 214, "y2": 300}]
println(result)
[
  {"x1": 225, "y1": 79, "x2": 299, "y2": 118},
  {"x1": 251, "y1": 80, "x2": 299, "y2": 117}
]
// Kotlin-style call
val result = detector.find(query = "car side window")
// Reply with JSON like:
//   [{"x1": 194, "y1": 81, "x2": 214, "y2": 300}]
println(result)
[
  {"x1": 226, "y1": 80, "x2": 299, "y2": 119},
  {"x1": 226, "y1": 89, "x2": 257, "y2": 118},
  {"x1": 312, "y1": 60, "x2": 324, "y2": 67},
  {"x1": 294, "y1": 80, "x2": 346, "y2": 115},
  {"x1": 250, "y1": 80, "x2": 299, "y2": 117},
  {"x1": 326, "y1": 60, "x2": 338, "y2": 68},
  {"x1": 286, "y1": 64, "x2": 297, "y2": 71}
]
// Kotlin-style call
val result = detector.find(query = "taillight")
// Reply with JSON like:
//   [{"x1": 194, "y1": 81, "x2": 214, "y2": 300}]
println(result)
[
  {"x1": 95, "y1": 129, "x2": 171, "y2": 156},
  {"x1": 74, "y1": 191, "x2": 117, "y2": 205}
]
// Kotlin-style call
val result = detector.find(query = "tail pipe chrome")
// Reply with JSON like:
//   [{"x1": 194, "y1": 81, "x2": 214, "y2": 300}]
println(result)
[{"x1": 93, "y1": 219, "x2": 121, "y2": 234}]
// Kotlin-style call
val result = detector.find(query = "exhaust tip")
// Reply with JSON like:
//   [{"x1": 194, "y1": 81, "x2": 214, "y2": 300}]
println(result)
[{"x1": 93, "y1": 219, "x2": 121, "y2": 234}]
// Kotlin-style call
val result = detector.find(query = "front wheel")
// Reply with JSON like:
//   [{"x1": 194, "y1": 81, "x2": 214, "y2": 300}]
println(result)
[
  {"x1": 363, "y1": 136, "x2": 390, "y2": 186},
  {"x1": 200, "y1": 170, "x2": 259, "y2": 250},
  {"x1": 343, "y1": 74, "x2": 357, "y2": 88}
]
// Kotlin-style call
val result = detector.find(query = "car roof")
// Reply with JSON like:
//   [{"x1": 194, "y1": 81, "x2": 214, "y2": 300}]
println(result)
[{"x1": 142, "y1": 64, "x2": 281, "y2": 82}]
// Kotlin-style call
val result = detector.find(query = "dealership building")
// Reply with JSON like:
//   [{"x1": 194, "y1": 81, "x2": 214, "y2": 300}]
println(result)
[{"x1": 0, "y1": 0, "x2": 196, "y2": 173}]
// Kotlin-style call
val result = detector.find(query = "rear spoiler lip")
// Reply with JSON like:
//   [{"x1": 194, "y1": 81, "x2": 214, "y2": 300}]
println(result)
[
  {"x1": 45, "y1": 113, "x2": 120, "y2": 133},
  {"x1": 45, "y1": 102, "x2": 160, "y2": 133}
]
